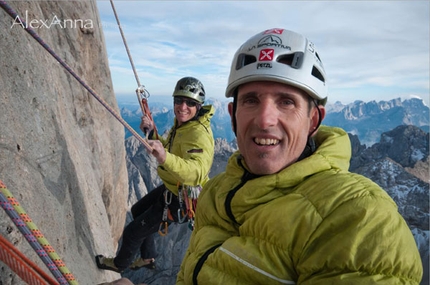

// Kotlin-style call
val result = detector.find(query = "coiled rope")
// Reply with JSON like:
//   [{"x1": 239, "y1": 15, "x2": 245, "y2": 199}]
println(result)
[
  {"x1": 0, "y1": 0, "x2": 152, "y2": 152},
  {"x1": 0, "y1": 180, "x2": 73, "y2": 284}
]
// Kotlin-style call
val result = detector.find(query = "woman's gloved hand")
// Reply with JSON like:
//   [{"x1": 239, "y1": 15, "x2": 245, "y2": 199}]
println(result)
[{"x1": 140, "y1": 115, "x2": 154, "y2": 135}]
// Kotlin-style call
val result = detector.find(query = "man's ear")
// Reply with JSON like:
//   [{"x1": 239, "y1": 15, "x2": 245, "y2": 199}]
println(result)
[
  {"x1": 228, "y1": 102, "x2": 236, "y2": 135},
  {"x1": 228, "y1": 102, "x2": 233, "y2": 116},
  {"x1": 310, "y1": 105, "x2": 326, "y2": 135},
  {"x1": 318, "y1": 105, "x2": 326, "y2": 121}
]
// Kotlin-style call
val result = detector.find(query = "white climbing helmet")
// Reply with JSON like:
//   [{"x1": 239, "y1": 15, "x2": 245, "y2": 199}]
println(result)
[
  {"x1": 173, "y1": 77, "x2": 205, "y2": 104},
  {"x1": 226, "y1": 28, "x2": 328, "y2": 105}
]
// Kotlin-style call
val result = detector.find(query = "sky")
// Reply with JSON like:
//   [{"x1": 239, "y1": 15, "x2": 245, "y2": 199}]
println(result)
[{"x1": 96, "y1": 1, "x2": 430, "y2": 106}]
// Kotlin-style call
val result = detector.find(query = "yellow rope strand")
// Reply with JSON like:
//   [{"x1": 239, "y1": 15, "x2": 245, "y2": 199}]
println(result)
[{"x1": 0, "y1": 181, "x2": 78, "y2": 285}]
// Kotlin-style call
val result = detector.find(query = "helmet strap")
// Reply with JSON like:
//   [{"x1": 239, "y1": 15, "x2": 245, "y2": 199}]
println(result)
[
  {"x1": 298, "y1": 99, "x2": 322, "y2": 161},
  {"x1": 193, "y1": 104, "x2": 203, "y2": 120},
  {"x1": 231, "y1": 93, "x2": 238, "y2": 136},
  {"x1": 309, "y1": 99, "x2": 322, "y2": 137}
]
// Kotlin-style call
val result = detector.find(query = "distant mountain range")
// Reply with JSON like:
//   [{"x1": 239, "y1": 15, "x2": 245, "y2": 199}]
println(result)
[
  {"x1": 325, "y1": 98, "x2": 429, "y2": 146},
  {"x1": 118, "y1": 97, "x2": 429, "y2": 147}
]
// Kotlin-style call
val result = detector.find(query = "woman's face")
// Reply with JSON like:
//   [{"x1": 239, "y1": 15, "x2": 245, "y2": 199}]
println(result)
[{"x1": 173, "y1": 96, "x2": 198, "y2": 126}]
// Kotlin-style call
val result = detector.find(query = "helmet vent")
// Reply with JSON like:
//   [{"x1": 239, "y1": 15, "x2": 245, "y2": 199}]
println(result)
[
  {"x1": 311, "y1": 66, "x2": 325, "y2": 83},
  {"x1": 236, "y1": 54, "x2": 256, "y2": 70},
  {"x1": 315, "y1": 52, "x2": 322, "y2": 62},
  {"x1": 278, "y1": 52, "x2": 304, "y2": 69}
]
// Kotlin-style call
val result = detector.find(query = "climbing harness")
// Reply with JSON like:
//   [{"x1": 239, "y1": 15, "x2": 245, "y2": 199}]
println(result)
[
  {"x1": 109, "y1": 0, "x2": 158, "y2": 138},
  {"x1": 0, "y1": 180, "x2": 77, "y2": 285},
  {"x1": 0, "y1": 0, "x2": 153, "y2": 153},
  {"x1": 158, "y1": 183, "x2": 200, "y2": 235}
]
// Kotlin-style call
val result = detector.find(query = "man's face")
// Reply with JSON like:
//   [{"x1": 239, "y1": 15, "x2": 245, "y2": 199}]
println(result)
[{"x1": 228, "y1": 81, "x2": 323, "y2": 175}]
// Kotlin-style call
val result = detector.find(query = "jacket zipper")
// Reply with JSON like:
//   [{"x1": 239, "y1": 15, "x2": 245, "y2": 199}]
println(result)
[
  {"x1": 193, "y1": 157, "x2": 259, "y2": 283},
  {"x1": 193, "y1": 244, "x2": 222, "y2": 285},
  {"x1": 225, "y1": 157, "x2": 260, "y2": 224}
]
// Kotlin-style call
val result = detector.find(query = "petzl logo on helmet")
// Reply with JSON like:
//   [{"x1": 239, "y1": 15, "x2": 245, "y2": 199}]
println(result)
[
  {"x1": 259, "y1": 49, "x2": 274, "y2": 61},
  {"x1": 263, "y1": 28, "x2": 284, "y2": 35}
]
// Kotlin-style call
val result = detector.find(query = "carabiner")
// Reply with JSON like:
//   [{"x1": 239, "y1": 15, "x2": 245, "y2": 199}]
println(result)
[
  {"x1": 136, "y1": 85, "x2": 150, "y2": 99},
  {"x1": 164, "y1": 190, "x2": 172, "y2": 205},
  {"x1": 187, "y1": 202, "x2": 195, "y2": 219},
  {"x1": 177, "y1": 209, "x2": 187, "y2": 223},
  {"x1": 158, "y1": 221, "x2": 168, "y2": 236}
]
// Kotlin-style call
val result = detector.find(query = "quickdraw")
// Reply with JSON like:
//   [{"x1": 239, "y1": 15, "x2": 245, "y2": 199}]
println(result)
[
  {"x1": 158, "y1": 184, "x2": 200, "y2": 236},
  {"x1": 136, "y1": 85, "x2": 159, "y2": 139},
  {"x1": 158, "y1": 189, "x2": 172, "y2": 236},
  {"x1": 178, "y1": 184, "x2": 200, "y2": 231},
  {"x1": 177, "y1": 185, "x2": 188, "y2": 224}
]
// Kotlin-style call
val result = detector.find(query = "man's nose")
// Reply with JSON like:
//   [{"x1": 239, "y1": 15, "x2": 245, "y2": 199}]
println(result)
[{"x1": 255, "y1": 101, "x2": 277, "y2": 129}]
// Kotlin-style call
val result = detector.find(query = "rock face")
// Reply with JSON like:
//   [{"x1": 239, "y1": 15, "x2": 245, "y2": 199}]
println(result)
[
  {"x1": 0, "y1": 1, "x2": 128, "y2": 284},
  {"x1": 349, "y1": 125, "x2": 429, "y2": 285}
]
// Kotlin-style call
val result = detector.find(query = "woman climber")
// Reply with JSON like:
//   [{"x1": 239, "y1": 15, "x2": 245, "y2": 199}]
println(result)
[{"x1": 95, "y1": 76, "x2": 215, "y2": 273}]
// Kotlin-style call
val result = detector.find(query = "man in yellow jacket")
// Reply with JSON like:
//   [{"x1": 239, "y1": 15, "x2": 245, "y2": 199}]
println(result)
[{"x1": 177, "y1": 29, "x2": 422, "y2": 284}]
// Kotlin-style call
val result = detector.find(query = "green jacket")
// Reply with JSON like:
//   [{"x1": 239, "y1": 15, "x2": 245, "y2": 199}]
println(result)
[
  {"x1": 150, "y1": 105, "x2": 215, "y2": 195},
  {"x1": 177, "y1": 125, "x2": 422, "y2": 285}
]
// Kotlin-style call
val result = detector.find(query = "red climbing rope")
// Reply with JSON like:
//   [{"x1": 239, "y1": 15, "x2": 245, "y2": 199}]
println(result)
[
  {"x1": 0, "y1": 180, "x2": 73, "y2": 284},
  {"x1": 0, "y1": 234, "x2": 59, "y2": 285}
]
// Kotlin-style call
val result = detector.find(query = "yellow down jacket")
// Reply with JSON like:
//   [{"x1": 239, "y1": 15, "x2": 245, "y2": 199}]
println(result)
[
  {"x1": 177, "y1": 125, "x2": 422, "y2": 285},
  {"x1": 150, "y1": 105, "x2": 215, "y2": 195}
]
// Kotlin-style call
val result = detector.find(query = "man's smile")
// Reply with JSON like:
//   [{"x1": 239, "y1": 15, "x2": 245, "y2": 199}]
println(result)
[{"x1": 253, "y1": 137, "x2": 280, "y2": 146}]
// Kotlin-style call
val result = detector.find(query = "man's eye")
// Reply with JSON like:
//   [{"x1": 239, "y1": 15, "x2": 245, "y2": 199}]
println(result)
[
  {"x1": 243, "y1": 98, "x2": 258, "y2": 105},
  {"x1": 280, "y1": 99, "x2": 294, "y2": 106}
]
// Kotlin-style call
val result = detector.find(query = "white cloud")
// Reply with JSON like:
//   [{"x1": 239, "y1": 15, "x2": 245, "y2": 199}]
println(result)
[{"x1": 98, "y1": 1, "x2": 429, "y2": 105}]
